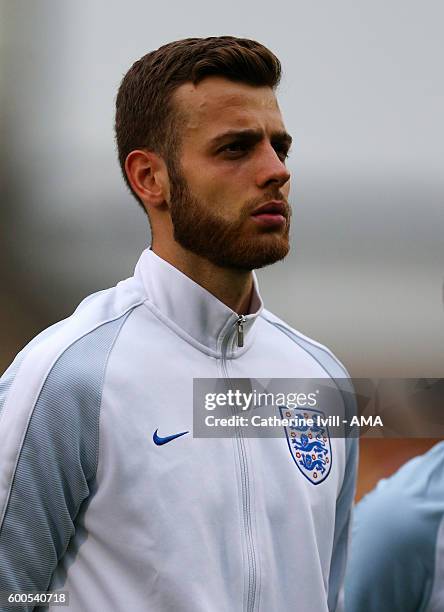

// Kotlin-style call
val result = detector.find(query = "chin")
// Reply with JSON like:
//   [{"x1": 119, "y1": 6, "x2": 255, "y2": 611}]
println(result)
[{"x1": 211, "y1": 235, "x2": 290, "y2": 271}]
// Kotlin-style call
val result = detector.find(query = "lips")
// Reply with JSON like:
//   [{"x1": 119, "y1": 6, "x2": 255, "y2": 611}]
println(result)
[
  {"x1": 250, "y1": 200, "x2": 288, "y2": 228},
  {"x1": 251, "y1": 200, "x2": 287, "y2": 217}
]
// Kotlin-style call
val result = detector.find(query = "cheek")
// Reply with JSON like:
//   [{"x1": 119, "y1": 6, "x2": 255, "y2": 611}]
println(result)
[{"x1": 188, "y1": 168, "x2": 246, "y2": 213}]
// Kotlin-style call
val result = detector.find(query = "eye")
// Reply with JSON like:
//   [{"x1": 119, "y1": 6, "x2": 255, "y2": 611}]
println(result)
[
  {"x1": 219, "y1": 141, "x2": 250, "y2": 157},
  {"x1": 273, "y1": 144, "x2": 291, "y2": 162}
]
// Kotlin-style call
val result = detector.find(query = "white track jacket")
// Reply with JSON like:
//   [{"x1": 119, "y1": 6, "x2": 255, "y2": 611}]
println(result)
[{"x1": 0, "y1": 248, "x2": 357, "y2": 612}]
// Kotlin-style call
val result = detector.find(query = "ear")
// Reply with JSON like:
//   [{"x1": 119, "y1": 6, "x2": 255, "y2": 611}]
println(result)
[{"x1": 125, "y1": 149, "x2": 170, "y2": 211}]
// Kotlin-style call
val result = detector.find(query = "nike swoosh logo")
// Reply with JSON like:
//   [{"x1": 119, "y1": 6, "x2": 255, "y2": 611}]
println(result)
[{"x1": 153, "y1": 429, "x2": 189, "y2": 446}]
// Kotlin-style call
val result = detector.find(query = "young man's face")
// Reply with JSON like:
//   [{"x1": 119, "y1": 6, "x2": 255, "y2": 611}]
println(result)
[{"x1": 166, "y1": 76, "x2": 292, "y2": 270}]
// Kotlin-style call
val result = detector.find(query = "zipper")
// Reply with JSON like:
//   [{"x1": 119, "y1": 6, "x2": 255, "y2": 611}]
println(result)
[
  {"x1": 221, "y1": 315, "x2": 248, "y2": 377},
  {"x1": 237, "y1": 315, "x2": 247, "y2": 348},
  {"x1": 221, "y1": 317, "x2": 257, "y2": 612}
]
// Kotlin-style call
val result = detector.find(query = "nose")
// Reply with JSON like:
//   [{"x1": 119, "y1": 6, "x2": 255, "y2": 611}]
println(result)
[{"x1": 255, "y1": 142, "x2": 291, "y2": 189}]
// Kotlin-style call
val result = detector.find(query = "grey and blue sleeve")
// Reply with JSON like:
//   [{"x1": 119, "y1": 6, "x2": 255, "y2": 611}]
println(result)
[{"x1": 0, "y1": 317, "x2": 125, "y2": 611}]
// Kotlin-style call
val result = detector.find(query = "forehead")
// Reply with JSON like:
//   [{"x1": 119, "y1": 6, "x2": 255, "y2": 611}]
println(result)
[{"x1": 172, "y1": 76, "x2": 285, "y2": 139}]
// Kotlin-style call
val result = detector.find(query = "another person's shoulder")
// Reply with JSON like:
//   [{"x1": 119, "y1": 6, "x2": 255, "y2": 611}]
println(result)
[
  {"x1": 357, "y1": 441, "x2": 444, "y2": 517},
  {"x1": 345, "y1": 442, "x2": 444, "y2": 611}
]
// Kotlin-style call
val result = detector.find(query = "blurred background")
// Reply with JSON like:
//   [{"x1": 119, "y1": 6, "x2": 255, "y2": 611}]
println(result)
[{"x1": 1, "y1": 0, "x2": 443, "y2": 497}]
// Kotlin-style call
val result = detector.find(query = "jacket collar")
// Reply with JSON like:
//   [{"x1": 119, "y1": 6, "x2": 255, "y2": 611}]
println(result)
[{"x1": 134, "y1": 248, "x2": 263, "y2": 355}]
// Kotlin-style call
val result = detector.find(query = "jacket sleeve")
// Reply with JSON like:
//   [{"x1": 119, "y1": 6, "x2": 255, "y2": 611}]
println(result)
[
  {"x1": 343, "y1": 479, "x2": 432, "y2": 612},
  {"x1": 328, "y1": 436, "x2": 358, "y2": 612},
  {"x1": 0, "y1": 320, "x2": 117, "y2": 611}
]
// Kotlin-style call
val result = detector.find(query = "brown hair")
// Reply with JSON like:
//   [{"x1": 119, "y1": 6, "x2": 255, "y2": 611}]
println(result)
[{"x1": 115, "y1": 36, "x2": 282, "y2": 206}]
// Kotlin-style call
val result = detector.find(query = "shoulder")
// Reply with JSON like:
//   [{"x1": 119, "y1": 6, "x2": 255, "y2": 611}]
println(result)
[
  {"x1": 359, "y1": 440, "x2": 444, "y2": 538},
  {"x1": 260, "y1": 308, "x2": 357, "y2": 475},
  {"x1": 259, "y1": 308, "x2": 356, "y2": 424},
  {"x1": 1, "y1": 275, "x2": 146, "y2": 405},
  {"x1": 345, "y1": 443, "x2": 444, "y2": 611},
  {"x1": 0, "y1": 275, "x2": 147, "y2": 463},
  {"x1": 0, "y1": 276, "x2": 148, "y2": 522},
  {"x1": 352, "y1": 477, "x2": 432, "y2": 559},
  {"x1": 365, "y1": 442, "x2": 444, "y2": 509},
  {"x1": 260, "y1": 308, "x2": 350, "y2": 379}
]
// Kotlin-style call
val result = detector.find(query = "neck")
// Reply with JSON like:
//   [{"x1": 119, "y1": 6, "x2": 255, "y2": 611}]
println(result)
[{"x1": 151, "y1": 241, "x2": 254, "y2": 315}]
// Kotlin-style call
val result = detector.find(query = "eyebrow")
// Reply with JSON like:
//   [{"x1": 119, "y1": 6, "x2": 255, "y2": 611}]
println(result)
[{"x1": 209, "y1": 128, "x2": 293, "y2": 150}]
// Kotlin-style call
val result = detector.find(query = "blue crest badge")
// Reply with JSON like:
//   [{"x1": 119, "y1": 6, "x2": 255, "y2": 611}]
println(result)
[{"x1": 280, "y1": 406, "x2": 332, "y2": 484}]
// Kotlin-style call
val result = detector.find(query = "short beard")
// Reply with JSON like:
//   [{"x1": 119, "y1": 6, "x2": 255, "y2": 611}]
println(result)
[{"x1": 167, "y1": 160, "x2": 291, "y2": 271}]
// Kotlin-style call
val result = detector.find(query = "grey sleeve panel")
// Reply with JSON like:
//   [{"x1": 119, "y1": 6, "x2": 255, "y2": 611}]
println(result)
[
  {"x1": 262, "y1": 316, "x2": 358, "y2": 611},
  {"x1": 0, "y1": 313, "x2": 129, "y2": 610},
  {"x1": 344, "y1": 480, "x2": 435, "y2": 612},
  {"x1": 0, "y1": 359, "x2": 25, "y2": 419},
  {"x1": 0, "y1": 289, "x2": 118, "y2": 418},
  {"x1": 0, "y1": 321, "x2": 67, "y2": 418}
]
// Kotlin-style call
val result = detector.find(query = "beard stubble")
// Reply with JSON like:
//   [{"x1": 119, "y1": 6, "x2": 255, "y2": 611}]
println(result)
[{"x1": 168, "y1": 161, "x2": 291, "y2": 271}]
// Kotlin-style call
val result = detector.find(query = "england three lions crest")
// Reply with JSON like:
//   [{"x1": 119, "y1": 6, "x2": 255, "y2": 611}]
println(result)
[{"x1": 280, "y1": 407, "x2": 332, "y2": 484}]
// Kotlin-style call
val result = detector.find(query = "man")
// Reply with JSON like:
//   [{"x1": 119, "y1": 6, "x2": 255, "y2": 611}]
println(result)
[
  {"x1": 0, "y1": 37, "x2": 357, "y2": 611},
  {"x1": 345, "y1": 441, "x2": 444, "y2": 611}
]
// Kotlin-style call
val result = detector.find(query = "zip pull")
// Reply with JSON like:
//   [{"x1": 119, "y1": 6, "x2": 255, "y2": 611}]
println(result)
[{"x1": 237, "y1": 315, "x2": 247, "y2": 348}]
